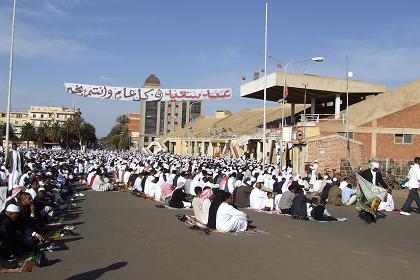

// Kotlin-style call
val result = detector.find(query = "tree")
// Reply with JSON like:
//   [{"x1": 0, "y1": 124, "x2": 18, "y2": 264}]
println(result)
[
  {"x1": 37, "y1": 122, "x2": 50, "y2": 144},
  {"x1": 104, "y1": 115, "x2": 131, "y2": 150},
  {"x1": 47, "y1": 121, "x2": 62, "y2": 144},
  {"x1": 80, "y1": 121, "x2": 97, "y2": 148},
  {"x1": 0, "y1": 121, "x2": 18, "y2": 147},
  {"x1": 20, "y1": 122, "x2": 37, "y2": 147}
]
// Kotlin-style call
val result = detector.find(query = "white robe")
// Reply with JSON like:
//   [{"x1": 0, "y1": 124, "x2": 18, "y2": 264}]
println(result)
[
  {"x1": 216, "y1": 202, "x2": 248, "y2": 232},
  {"x1": 378, "y1": 193, "x2": 395, "y2": 212},
  {"x1": 250, "y1": 188, "x2": 273, "y2": 210},
  {"x1": 8, "y1": 151, "x2": 22, "y2": 191}
]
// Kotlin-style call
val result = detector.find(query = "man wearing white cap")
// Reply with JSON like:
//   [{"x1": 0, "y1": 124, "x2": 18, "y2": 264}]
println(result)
[{"x1": 0, "y1": 204, "x2": 21, "y2": 260}]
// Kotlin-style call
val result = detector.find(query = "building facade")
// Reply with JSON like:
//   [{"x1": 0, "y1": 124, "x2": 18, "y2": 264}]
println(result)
[
  {"x1": 135, "y1": 74, "x2": 202, "y2": 149},
  {"x1": 0, "y1": 106, "x2": 81, "y2": 137}
]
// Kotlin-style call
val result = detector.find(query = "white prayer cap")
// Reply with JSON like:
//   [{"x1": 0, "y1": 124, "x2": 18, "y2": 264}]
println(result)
[
  {"x1": 46, "y1": 172, "x2": 52, "y2": 176},
  {"x1": 257, "y1": 175, "x2": 265, "y2": 183},
  {"x1": 323, "y1": 175, "x2": 329, "y2": 179},
  {"x1": 6, "y1": 204, "x2": 20, "y2": 213},
  {"x1": 38, "y1": 187, "x2": 46, "y2": 191},
  {"x1": 332, "y1": 177, "x2": 338, "y2": 182},
  {"x1": 234, "y1": 180, "x2": 243, "y2": 187},
  {"x1": 314, "y1": 160, "x2": 319, "y2": 163},
  {"x1": 298, "y1": 179, "x2": 305, "y2": 186}
]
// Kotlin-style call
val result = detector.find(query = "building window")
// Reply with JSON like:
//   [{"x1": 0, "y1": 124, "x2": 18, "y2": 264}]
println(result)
[
  {"x1": 395, "y1": 134, "x2": 412, "y2": 144},
  {"x1": 337, "y1": 132, "x2": 354, "y2": 139}
]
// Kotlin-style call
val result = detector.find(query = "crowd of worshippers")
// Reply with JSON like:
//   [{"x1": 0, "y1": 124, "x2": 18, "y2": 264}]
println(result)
[
  {"x1": 109, "y1": 154, "x2": 378, "y2": 231},
  {"x1": 0, "y1": 145, "x2": 91, "y2": 268}
]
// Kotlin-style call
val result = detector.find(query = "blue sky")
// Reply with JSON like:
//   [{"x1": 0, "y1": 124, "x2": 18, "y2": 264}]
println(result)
[{"x1": 1, "y1": 0, "x2": 419, "y2": 136}]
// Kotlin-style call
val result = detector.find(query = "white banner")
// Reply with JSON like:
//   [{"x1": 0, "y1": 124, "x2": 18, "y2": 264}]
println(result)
[{"x1": 64, "y1": 83, "x2": 232, "y2": 102}]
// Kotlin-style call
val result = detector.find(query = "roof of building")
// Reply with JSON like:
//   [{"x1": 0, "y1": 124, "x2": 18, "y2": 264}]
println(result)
[
  {"x1": 240, "y1": 72, "x2": 387, "y2": 104},
  {"x1": 165, "y1": 105, "x2": 303, "y2": 139},
  {"x1": 144, "y1": 74, "x2": 161, "y2": 87},
  {"x1": 319, "y1": 78, "x2": 420, "y2": 132}
]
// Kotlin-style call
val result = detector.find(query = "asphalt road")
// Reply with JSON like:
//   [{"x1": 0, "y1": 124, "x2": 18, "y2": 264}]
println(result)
[{"x1": 4, "y1": 190, "x2": 420, "y2": 280}]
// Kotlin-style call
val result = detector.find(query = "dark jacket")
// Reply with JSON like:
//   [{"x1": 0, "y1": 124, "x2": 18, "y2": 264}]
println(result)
[
  {"x1": 360, "y1": 169, "x2": 388, "y2": 189},
  {"x1": 291, "y1": 193, "x2": 310, "y2": 218},
  {"x1": 169, "y1": 189, "x2": 188, "y2": 209},
  {"x1": 233, "y1": 184, "x2": 253, "y2": 208}
]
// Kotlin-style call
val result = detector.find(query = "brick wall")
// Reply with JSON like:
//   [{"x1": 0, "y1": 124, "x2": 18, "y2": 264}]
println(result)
[
  {"x1": 376, "y1": 134, "x2": 420, "y2": 161},
  {"x1": 377, "y1": 103, "x2": 420, "y2": 128},
  {"x1": 307, "y1": 136, "x2": 362, "y2": 174}
]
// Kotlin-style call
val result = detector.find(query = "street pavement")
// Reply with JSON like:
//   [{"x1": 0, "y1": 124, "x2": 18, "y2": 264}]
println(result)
[{"x1": 4, "y1": 190, "x2": 420, "y2": 280}]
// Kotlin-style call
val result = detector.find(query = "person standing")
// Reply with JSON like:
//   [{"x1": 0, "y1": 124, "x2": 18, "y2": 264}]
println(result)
[
  {"x1": 5, "y1": 143, "x2": 24, "y2": 193},
  {"x1": 309, "y1": 160, "x2": 319, "y2": 186},
  {"x1": 400, "y1": 157, "x2": 420, "y2": 216}
]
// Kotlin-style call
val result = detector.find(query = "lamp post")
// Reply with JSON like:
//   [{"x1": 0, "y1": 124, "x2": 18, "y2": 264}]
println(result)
[
  {"x1": 262, "y1": 0, "x2": 268, "y2": 168},
  {"x1": 279, "y1": 56, "x2": 324, "y2": 167},
  {"x1": 189, "y1": 101, "x2": 201, "y2": 155},
  {"x1": 5, "y1": 0, "x2": 17, "y2": 154},
  {"x1": 346, "y1": 55, "x2": 353, "y2": 157}
]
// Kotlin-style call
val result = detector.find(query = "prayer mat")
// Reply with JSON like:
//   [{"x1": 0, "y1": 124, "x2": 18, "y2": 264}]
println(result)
[
  {"x1": 177, "y1": 214, "x2": 269, "y2": 236},
  {"x1": 159, "y1": 204, "x2": 193, "y2": 210},
  {"x1": 245, "y1": 208, "x2": 291, "y2": 216},
  {"x1": 309, "y1": 217, "x2": 348, "y2": 223},
  {"x1": 0, "y1": 259, "x2": 35, "y2": 273}
]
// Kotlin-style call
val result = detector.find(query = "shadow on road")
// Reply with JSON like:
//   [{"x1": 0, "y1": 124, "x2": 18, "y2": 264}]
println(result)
[{"x1": 65, "y1": 261, "x2": 128, "y2": 280}]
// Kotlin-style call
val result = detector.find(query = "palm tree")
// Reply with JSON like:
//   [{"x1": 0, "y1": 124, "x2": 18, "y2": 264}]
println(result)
[
  {"x1": 37, "y1": 122, "x2": 50, "y2": 145},
  {"x1": 80, "y1": 121, "x2": 97, "y2": 148},
  {"x1": 48, "y1": 121, "x2": 62, "y2": 144},
  {"x1": 104, "y1": 115, "x2": 131, "y2": 150},
  {"x1": 20, "y1": 122, "x2": 37, "y2": 147}
]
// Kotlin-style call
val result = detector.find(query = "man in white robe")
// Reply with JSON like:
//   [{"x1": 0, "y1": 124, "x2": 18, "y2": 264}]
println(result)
[
  {"x1": 250, "y1": 179, "x2": 273, "y2": 210},
  {"x1": 216, "y1": 193, "x2": 248, "y2": 232},
  {"x1": 5, "y1": 143, "x2": 24, "y2": 192}
]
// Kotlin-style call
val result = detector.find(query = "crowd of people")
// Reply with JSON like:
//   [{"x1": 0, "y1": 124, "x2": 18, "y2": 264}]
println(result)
[{"x1": 1, "y1": 144, "x2": 419, "y2": 269}]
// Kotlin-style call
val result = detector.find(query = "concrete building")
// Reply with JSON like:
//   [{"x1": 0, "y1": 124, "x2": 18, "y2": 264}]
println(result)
[
  {"x1": 136, "y1": 74, "x2": 202, "y2": 149},
  {"x1": 0, "y1": 105, "x2": 81, "y2": 137},
  {"x1": 158, "y1": 72, "x2": 419, "y2": 178}
]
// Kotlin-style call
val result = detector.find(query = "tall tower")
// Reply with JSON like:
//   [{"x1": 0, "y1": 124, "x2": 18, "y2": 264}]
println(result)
[{"x1": 139, "y1": 74, "x2": 202, "y2": 149}]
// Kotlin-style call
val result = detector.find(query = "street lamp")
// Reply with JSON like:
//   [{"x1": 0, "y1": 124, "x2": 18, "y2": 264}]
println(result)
[
  {"x1": 189, "y1": 101, "x2": 201, "y2": 155},
  {"x1": 279, "y1": 56, "x2": 324, "y2": 167},
  {"x1": 5, "y1": 0, "x2": 17, "y2": 154},
  {"x1": 346, "y1": 55, "x2": 353, "y2": 157}
]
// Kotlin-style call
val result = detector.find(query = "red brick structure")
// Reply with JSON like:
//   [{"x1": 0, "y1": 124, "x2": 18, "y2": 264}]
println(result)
[
  {"x1": 306, "y1": 135, "x2": 363, "y2": 173},
  {"x1": 128, "y1": 113, "x2": 141, "y2": 133}
]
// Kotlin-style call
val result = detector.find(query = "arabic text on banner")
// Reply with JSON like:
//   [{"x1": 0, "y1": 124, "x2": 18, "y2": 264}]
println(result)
[{"x1": 64, "y1": 83, "x2": 232, "y2": 102}]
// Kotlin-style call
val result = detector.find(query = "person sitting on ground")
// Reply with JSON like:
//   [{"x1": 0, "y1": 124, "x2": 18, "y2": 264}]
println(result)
[
  {"x1": 320, "y1": 177, "x2": 333, "y2": 204},
  {"x1": 291, "y1": 186, "x2": 311, "y2": 220},
  {"x1": 250, "y1": 178, "x2": 273, "y2": 210},
  {"x1": 207, "y1": 190, "x2": 227, "y2": 229},
  {"x1": 378, "y1": 191, "x2": 395, "y2": 212},
  {"x1": 92, "y1": 168, "x2": 114, "y2": 192},
  {"x1": 327, "y1": 178, "x2": 342, "y2": 206},
  {"x1": 216, "y1": 192, "x2": 248, "y2": 233},
  {"x1": 309, "y1": 197, "x2": 338, "y2": 221},
  {"x1": 0, "y1": 204, "x2": 22, "y2": 266},
  {"x1": 169, "y1": 181, "x2": 191, "y2": 209},
  {"x1": 192, "y1": 187, "x2": 203, "y2": 222},
  {"x1": 277, "y1": 184, "x2": 297, "y2": 214},
  {"x1": 232, "y1": 178, "x2": 254, "y2": 208},
  {"x1": 199, "y1": 187, "x2": 213, "y2": 225},
  {"x1": 341, "y1": 182, "x2": 357, "y2": 206}
]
